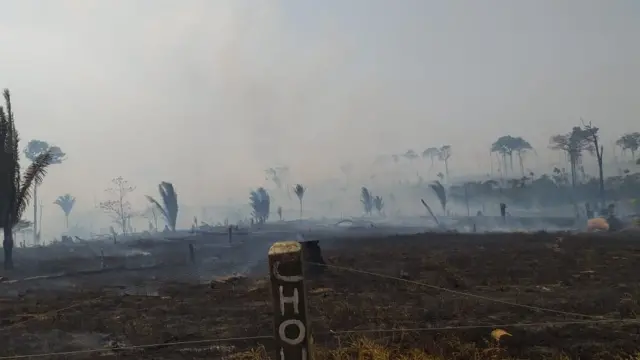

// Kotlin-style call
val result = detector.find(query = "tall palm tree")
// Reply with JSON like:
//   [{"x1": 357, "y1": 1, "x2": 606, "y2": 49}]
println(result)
[
  {"x1": 373, "y1": 196, "x2": 384, "y2": 215},
  {"x1": 293, "y1": 184, "x2": 306, "y2": 219},
  {"x1": 249, "y1": 187, "x2": 270, "y2": 224},
  {"x1": 429, "y1": 180, "x2": 447, "y2": 215},
  {"x1": 145, "y1": 181, "x2": 179, "y2": 231},
  {"x1": 438, "y1": 145, "x2": 452, "y2": 181},
  {"x1": 360, "y1": 187, "x2": 373, "y2": 215},
  {"x1": 54, "y1": 194, "x2": 76, "y2": 228},
  {"x1": 23, "y1": 139, "x2": 65, "y2": 245},
  {"x1": 0, "y1": 89, "x2": 53, "y2": 269}
]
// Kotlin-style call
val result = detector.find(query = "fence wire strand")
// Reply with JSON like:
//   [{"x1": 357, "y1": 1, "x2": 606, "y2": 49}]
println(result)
[
  {"x1": 0, "y1": 252, "x2": 623, "y2": 358},
  {"x1": 1, "y1": 318, "x2": 638, "y2": 359},
  {"x1": 0, "y1": 335, "x2": 273, "y2": 359},
  {"x1": 0, "y1": 296, "x2": 106, "y2": 332},
  {"x1": 327, "y1": 318, "x2": 640, "y2": 335},
  {"x1": 306, "y1": 261, "x2": 604, "y2": 320}
]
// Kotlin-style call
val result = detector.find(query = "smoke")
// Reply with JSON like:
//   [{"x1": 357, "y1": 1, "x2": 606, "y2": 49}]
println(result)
[{"x1": 1, "y1": 0, "x2": 638, "y2": 237}]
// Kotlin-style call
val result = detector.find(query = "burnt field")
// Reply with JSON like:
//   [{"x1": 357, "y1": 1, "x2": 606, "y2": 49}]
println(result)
[{"x1": 1, "y1": 232, "x2": 640, "y2": 359}]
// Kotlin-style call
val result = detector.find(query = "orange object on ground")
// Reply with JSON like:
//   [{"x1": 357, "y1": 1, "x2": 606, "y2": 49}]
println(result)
[{"x1": 587, "y1": 217, "x2": 609, "y2": 231}]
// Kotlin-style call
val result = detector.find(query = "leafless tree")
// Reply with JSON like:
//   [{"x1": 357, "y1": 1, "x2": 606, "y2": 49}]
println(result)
[{"x1": 99, "y1": 177, "x2": 136, "y2": 234}]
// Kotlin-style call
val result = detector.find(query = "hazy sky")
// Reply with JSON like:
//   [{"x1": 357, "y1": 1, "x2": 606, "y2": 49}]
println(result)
[{"x1": 1, "y1": 0, "x2": 639, "y2": 214}]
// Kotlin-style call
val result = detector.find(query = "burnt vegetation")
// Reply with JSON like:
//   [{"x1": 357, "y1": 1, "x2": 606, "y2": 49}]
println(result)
[{"x1": 0, "y1": 87, "x2": 640, "y2": 359}]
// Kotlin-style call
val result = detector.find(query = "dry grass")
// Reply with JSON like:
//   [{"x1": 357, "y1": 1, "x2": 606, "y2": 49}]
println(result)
[
  {"x1": 231, "y1": 336, "x2": 567, "y2": 360},
  {"x1": 1, "y1": 232, "x2": 640, "y2": 359}
]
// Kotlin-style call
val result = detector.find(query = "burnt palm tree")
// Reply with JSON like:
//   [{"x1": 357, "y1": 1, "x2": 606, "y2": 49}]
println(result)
[
  {"x1": 429, "y1": 180, "x2": 447, "y2": 215},
  {"x1": 361, "y1": 187, "x2": 374, "y2": 215},
  {"x1": 145, "y1": 181, "x2": 179, "y2": 231},
  {"x1": 373, "y1": 196, "x2": 384, "y2": 215},
  {"x1": 293, "y1": 184, "x2": 306, "y2": 219},
  {"x1": 54, "y1": 193, "x2": 76, "y2": 228},
  {"x1": 249, "y1": 187, "x2": 270, "y2": 224},
  {"x1": 23, "y1": 139, "x2": 65, "y2": 245},
  {"x1": 0, "y1": 89, "x2": 54, "y2": 269}
]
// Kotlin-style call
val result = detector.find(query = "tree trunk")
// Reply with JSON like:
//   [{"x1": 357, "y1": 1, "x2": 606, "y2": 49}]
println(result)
[
  {"x1": 597, "y1": 145, "x2": 605, "y2": 208},
  {"x1": 444, "y1": 159, "x2": 449, "y2": 181},
  {"x1": 518, "y1": 152, "x2": 525, "y2": 177},
  {"x1": 502, "y1": 153, "x2": 508, "y2": 176},
  {"x1": 65, "y1": 214, "x2": 69, "y2": 229},
  {"x1": 4, "y1": 226, "x2": 14, "y2": 270},
  {"x1": 569, "y1": 154, "x2": 577, "y2": 188},
  {"x1": 33, "y1": 185, "x2": 38, "y2": 245},
  {"x1": 489, "y1": 151, "x2": 494, "y2": 177},
  {"x1": 299, "y1": 199, "x2": 303, "y2": 219}
]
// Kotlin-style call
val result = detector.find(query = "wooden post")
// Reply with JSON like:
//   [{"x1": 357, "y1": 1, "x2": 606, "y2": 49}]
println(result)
[
  {"x1": 464, "y1": 183, "x2": 470, "y2": 217},
  {"x1": 268, "y1": 241, "x2": 313, "y2": 360},
  {"x1": 228, "y1": 226, "x2": 233, "y2": 244},
  {"x1": 188, "y1": 243, "x2": 195, "y2": 264}
]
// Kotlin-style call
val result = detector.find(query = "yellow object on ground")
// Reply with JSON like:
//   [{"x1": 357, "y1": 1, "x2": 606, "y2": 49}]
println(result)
[
  {"x1": 491, "y1": 329, "x2": 512, "y2": 341},
  {"x1": 587, "y1": 217, "x2": 609, "y2": 231}
]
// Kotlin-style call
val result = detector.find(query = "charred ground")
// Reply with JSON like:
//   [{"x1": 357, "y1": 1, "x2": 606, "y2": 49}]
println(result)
[{"x1": 1, "y1": 232, "x2": 639, "y2": 359}]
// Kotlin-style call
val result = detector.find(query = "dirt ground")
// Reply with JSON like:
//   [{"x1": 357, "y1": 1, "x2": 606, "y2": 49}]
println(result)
[{"x1": 1, "y1": 232, "x2": 640, "y2": 359}]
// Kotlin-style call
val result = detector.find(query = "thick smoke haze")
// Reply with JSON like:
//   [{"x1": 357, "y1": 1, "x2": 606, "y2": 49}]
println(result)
[{"x1": 1, "y1": 0, "x2": 638, "y2": 234}]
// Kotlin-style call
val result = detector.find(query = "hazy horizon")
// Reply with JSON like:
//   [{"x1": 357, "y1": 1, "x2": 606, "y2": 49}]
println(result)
[{"x1": 1, "y1": 0, "x2": 639, "y2": 235}]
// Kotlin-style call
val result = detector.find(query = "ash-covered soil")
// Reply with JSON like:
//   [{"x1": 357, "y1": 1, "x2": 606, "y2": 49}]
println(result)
[{"x1": 1, "y1": 232, "x2": 639, "y2": 359}]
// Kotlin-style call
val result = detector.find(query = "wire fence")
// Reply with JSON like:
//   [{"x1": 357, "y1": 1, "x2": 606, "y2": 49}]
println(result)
[
  {"x1": 306, "y1": 261, "x2": 605, "y2": 320},
  {"x1": 1, "y1": 318, "x2": 639, "y2": 359},
  {"x1": 0, "y1": 249, "x2": 634, "y2": 359}
]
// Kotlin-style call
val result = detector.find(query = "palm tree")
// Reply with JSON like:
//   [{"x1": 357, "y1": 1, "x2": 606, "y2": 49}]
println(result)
[
  {"x1": 293, "y1": 184, "x2": 306, "y2": 219},
  {"x1": 360, "y1": 187, "x2": 373, "y2": 215},
  {"x1": 0, "y1": 89, "x2": 54, "y2": 269},
  {"x1": 53, "y1": 194, "x2": 76, "y2": 228},
  {"x1": 23, "y1": 139, "x2": 65, "y2": 245},
  {"x1": 373, "y1": 196, "x2": 384, "y2": 215},
  {"x1": 429, "y1": 180, "x2": 447, "y2": 215},
  {"x1": 145, "y1": 181, "x2": 179, "y2": 232},
  {"x1": 249, "y1": 187, "x2": 270, "y2": 224}
]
